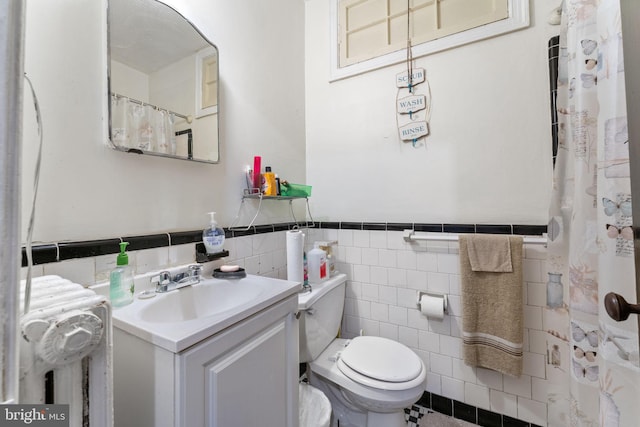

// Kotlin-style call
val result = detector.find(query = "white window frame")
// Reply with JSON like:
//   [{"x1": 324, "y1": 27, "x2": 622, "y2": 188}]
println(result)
[
  {"x1": 329, "y1": 0, "x2": 530, "y2": 82},
  {"x1": 195, "y1": 46, "x2": 218, "y2": 118}
]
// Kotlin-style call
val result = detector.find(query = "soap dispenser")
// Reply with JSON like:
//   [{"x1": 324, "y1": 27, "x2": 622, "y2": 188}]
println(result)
[
  {"x1": 203, "y1": 212, "x2": 225, "y2": 254},
  {"x1": 110, "y1": 242, "x2": 135, "y2": 307}
]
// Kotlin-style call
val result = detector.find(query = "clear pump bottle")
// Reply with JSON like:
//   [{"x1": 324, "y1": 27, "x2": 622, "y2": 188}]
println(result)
[
  {"x1": 203, "y1": 212, "x2": 225, "y2": 254},
  {"x1": 110, "y1": 242, "x2": 135, "y2": 307}
]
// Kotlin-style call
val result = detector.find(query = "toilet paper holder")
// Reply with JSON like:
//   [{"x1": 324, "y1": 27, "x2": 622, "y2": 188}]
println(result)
[{"x1": 417, "y1": 292, "x2": 448, "y2": 315}]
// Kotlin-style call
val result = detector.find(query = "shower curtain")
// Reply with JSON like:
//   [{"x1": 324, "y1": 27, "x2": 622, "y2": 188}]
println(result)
[
  {"x1": 111, "y1": 94, "x2": 177, "y2": 154},
  {"x1": 546, "y1": 1, "x2": 640, "y2": 426}
]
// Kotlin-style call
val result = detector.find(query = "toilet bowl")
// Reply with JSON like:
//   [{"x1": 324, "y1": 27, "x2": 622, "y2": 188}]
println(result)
[
  {"x1": 298, "y1": 274, "x2": 426, "y2": 427},
  {"x1": 309, "y1": 337, "x2": 425, "y2": 427}
]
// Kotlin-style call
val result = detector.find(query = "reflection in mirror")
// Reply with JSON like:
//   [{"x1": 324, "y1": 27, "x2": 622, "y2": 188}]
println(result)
[{"x1": 108, "y1": 0, "x2": 219, "y2": 163}]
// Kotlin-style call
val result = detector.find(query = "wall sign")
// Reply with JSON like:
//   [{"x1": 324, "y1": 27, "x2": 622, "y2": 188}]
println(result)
[
  {"x1": 395, "y1": 67, "x2": 431, "y2": 146},
  {"x1": 396, "y1": 69, "x2": 426, "y2": 88},
  {"x1": 397, "y1": 94, "x2": 427, "y2": 114},
  {"x1": 399, "y1": 121, "x2": 429, "y2": 140}
]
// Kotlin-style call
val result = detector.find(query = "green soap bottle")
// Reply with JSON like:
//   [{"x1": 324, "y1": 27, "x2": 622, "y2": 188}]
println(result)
[{"x1": 110, "y1": 242, "x2": 135, "y2": 308}]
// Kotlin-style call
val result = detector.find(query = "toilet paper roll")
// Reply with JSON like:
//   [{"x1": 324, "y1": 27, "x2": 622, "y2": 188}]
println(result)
[
  {"x1": 419, "y1": 294, "x2": 446, "y2": 320},
  {"x1": 286, "y1": 230, "x2": 305, "y2": 283}
]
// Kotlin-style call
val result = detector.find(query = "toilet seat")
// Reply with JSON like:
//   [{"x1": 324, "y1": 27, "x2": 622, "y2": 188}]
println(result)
[{"x1": 336, "y1": 336, "x2": 425, "y2": 391}]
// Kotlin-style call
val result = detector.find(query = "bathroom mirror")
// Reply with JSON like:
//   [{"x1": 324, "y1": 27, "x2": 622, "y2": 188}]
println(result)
[{"x1": 108, "y1": 0, "x2": 219, "y2": 163}]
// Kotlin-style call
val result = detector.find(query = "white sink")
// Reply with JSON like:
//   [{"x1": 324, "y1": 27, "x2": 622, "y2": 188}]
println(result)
[
  {"x1": 106, "y1": 274, "x2": 301, "y2": 353},
  {"x1": 139, "y1": 281, "x2": 266, "y2": 323}
]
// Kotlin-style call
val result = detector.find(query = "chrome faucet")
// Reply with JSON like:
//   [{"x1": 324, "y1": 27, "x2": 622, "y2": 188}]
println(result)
[{"x1": 153, "y1": 264, "x2": 203, "y2": 293}]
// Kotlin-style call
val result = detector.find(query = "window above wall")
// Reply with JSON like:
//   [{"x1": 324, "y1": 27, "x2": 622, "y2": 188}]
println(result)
[{"x1": 330, "y1": 0, "x2": 530, "y2": 81}]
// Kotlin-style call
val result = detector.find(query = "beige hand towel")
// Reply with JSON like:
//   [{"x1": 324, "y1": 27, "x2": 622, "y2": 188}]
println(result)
[
  {"x1": 466, "y1": 234, "x2": 513, "y2": 272},
  {"x1": 460, "y1": 234, "x2": 523, "y2": 377}
]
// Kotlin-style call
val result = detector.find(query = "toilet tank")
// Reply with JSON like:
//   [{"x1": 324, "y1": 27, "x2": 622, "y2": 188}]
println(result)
[{"x1": 298, "y1": 274, "x2": 347, "y2": 363}]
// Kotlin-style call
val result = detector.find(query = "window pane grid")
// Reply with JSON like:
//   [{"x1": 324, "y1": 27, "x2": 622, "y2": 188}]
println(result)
[{"x1": 339, "y1": 0, "x2": 508, "y2": 67}]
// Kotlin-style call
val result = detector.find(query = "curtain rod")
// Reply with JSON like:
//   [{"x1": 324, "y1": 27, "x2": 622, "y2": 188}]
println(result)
[
  {"x1": 111, "y1": 92, "x2": 192, "y2": 123},
  {"x1": 403, "y1": 230, "x2": 547, "y2": 246}
]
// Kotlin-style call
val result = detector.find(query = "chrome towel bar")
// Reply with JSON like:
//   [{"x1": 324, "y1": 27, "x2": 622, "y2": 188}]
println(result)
[{"x1": 403, "y1": 230, "x2": 547, "y2": 246}]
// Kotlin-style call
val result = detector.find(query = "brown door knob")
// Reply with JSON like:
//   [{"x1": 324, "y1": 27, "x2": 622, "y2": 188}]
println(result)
[{"x1": 604, "y1": 292, "x2": 640, "y2": 321}]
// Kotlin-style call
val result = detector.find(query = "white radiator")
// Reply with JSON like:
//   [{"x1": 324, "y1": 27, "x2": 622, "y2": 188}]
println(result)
[{"x1": 19, "y1": 275, "x2": 113, "y2": 427}]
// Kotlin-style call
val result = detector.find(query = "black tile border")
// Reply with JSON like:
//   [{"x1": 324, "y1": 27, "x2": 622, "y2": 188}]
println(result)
[
  {"x1": 363, "y1": 222, "x2": 386, "y2": 231},
  {"x1": 21, "y1": 221, "x2": 547, "y2": 266},
  {"x1": 22, "y1": 244, "x2": 58, "y2": 266},
  {"x1": 58, "y1": 239, "x2": 121, "y2": 261},
  {"x1": 387, "y1": 222, "x2": 411, "y2": 231},
  {"x1": 454, "y1": 400, "x2": 477, "y2": 424},
  {"x1": 478, "y1": 408, "x2": 503, "y2": 427},
  {"x1": 318, "y1": 221, "x2": 339, "y2": 229},
  {"x1": 123, "y1": 234, "x2": 169, "y2": 251},
  {"x1": 443, "y1": 223, "x2": 475, "y2": 233},
  {"x1": 413, "y1": 223, "x2": 443, "y2": 232},
  {"x1": 340, "y1": 221, "x2": 363, "y2": 230},
  {"x1": 418, "y1": 392, "x2": 542, "y2": 427},
  {"x1": 431, "y1": 393, "x2": 453, "y2": 416},
  {"x1": 512, "y1": 225, "x2": 547, "y2": 236},
  {"x1": 475, "y1": 224, "x2": 512, "y2": 235},
  {"x1": 503, "y1": 415, "x2": 531, "y2": 427},
  {"x1": 169, "y1": 230, "x2": 202, "y2": 246}
]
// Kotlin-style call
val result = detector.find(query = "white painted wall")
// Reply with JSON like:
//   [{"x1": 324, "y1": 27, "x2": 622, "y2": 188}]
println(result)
[
  {"x1": 21, "y1": 0, "x2": 306, "y2": 244},
  {"x1": 22, "y1": 0, "x2": 559, "y2": 245},
  {"x1": 304, "y1": 0, "x2": 559, "y2": 225},
  {"x1": 111, "y1": 62, "x2": 149, "y2": 101}
]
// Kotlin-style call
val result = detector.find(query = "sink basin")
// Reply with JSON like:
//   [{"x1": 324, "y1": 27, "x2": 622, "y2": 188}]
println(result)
[
  {"x1": 108, "y1": 274, "x2": 301, "y2": 353},
  {"x1": 139, "y1": 281, "x2": 266, "y2": 323}
]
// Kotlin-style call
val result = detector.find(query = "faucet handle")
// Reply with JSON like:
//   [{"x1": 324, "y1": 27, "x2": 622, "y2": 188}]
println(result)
[
  {"x1": 188, "y1": 264, "x2": 203, "y2": 278},
  {"x1": 152, "y1": 271, "x2": 172, "y2": 293},
  {"x1": 151, "y1": 271, "x2": 172, "y2": 284}
]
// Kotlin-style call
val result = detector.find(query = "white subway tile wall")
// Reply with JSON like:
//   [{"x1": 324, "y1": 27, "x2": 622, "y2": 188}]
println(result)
[
  {"x1": 312, "y1": 228, "x2": 549, "y2": 427},
  {"x1": 21, "y1": 227, "x2": 549, "y2": 426}
]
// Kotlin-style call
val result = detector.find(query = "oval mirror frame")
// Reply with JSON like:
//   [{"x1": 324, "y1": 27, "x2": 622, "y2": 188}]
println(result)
[{"x1": 107, "y1": 0, "x2": 219, "y2": 163}]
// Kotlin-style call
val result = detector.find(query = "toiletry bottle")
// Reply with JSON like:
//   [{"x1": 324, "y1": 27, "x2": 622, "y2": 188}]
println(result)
[
  {"x1": 110, "y1": 242, "x2": 135, "y2": 308},
  {"x1": 252, "y1": 156, "x2": 262, "y2": 192},
  {"x1": 303, "y1": 251, "x2": 309, "y2": 288},
  {"x1": 245, "y1": 166, "x2": 253, "y2": 192},
  {"x1": 318, "y1": 241, "x2": 338, "y2": 277},
  {"x1": 262, "y1": 166, "x2": 277, "y2": 196},
  {"x1": 203, "y1": 212, "x2": 225, "y2": 254},
  {"x1": 308, "y1": 243, "x2": 328, "y2": 284}
]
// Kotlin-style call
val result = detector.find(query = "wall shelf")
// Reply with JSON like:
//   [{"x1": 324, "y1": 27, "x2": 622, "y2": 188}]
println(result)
[
  {"x1": 230, "y1": 190, "x2": 315, "y2": 231},
  {"x1": 195, "y1": 243, "x2": 229, "y2": 263}
]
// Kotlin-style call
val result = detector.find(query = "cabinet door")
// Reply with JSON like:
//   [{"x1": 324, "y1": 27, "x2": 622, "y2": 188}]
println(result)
[
  {"x1": 207, "y1": 321, "x2": 288, "y2": 426},
  {"x1": 178, "y1": 297, "x2": 298, "y2": 427}
]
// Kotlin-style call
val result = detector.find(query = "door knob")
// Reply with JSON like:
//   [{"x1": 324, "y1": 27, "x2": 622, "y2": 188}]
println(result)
[{"x1": 604, "y1": 292, "x2": 640, "y2": 321}]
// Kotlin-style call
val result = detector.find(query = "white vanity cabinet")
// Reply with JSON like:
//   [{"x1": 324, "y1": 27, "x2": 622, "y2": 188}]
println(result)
[{"x1": 113, "y1": 293, "x2": 299, "y2": 427}]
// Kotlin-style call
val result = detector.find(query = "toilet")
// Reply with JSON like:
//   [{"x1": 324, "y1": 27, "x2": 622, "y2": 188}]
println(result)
[{"x1": 298, "y1": 273, "x2": 426, "y2": 427}]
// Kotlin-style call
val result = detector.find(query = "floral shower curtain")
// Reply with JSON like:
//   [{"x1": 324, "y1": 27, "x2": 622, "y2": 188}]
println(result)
[
  {"x1": 546, "y1": 1, "x2": 640, "y2": 426},
  {"x1": 111, "y1": 94, "x2": 177, "y2": 154}
]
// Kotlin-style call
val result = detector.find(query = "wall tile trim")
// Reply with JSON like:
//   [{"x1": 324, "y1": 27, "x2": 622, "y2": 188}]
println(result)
[
  {"x1": 21, "y1": 221, "x2": 546, "y2": 266},
  {"x1": 420, "y1": 392, "x2": 543, "y2": 427}
]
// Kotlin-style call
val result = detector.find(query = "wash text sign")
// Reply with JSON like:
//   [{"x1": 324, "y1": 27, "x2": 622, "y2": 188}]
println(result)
[{"x1": 397, "y1": 95, "x2": 427, "y2": 114}]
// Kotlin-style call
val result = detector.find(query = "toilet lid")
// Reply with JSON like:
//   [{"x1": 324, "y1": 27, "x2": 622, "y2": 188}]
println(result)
[{"x1": 338, "y1": 336, "x2": 422, "y2": 383}]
